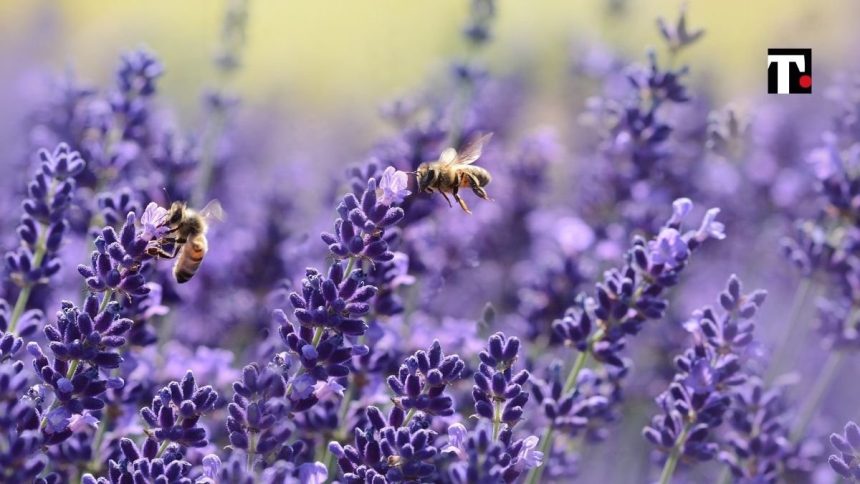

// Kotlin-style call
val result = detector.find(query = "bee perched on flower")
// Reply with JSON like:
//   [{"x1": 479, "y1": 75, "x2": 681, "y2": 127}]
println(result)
[
  {"x1": 138, "y1": 200, "x2": 224, "y2": 283},
  {"x1": 138, "y1": 202, "x2": 171, "y2": 243}
]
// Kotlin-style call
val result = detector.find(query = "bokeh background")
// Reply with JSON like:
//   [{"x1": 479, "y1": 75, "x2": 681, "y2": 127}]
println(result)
[
  {"x1": 2, "y1": 0, "x2": 858, "y2": 133},
  {"x1": 1, "y1": 1, "x2": 860, "y2": 482}
]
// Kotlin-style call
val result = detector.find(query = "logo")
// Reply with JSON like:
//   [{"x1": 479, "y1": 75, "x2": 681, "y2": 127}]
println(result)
[{"x1": 767, "y1": 48, "x2": 812, "y2": 94}]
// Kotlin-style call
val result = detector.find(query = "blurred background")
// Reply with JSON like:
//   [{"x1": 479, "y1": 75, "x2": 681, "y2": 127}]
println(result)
[
  {"x1": 2, "y1": 0, "x2": 858, "y2": 135},
  {"x1": 3, "y1": 0, "x2": 858, "y2": 224},
  {"x1": 1, "y1": 1, "x2": 859, "y2": 482}
]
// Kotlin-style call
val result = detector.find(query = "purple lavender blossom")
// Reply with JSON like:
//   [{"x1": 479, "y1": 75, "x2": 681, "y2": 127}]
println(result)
[
  {"x1": 829, "y1": 421, "x2": 860, "y2": 480},
  {"x1": 4, "y1": 143, "x2": 84, "y2": 334},
  {"x1": 288, "y1": 264, "x2": 375, "y2": 336},
  {"x1": 97, "y1": 189, "x2": 141, "y2": 229},
  {"x1": 0, "y1": 299, "x2": 36, "y2": 358},
  {"x1": 377, "y1": 167, "x2": 411, "y2": 206},
  {"x1": 77, "y1": 211, "x2": 155, "y2": 303},
  {"x1": 473, "y1": 333, "x2": 529, "y2": 433},
  {"x1": 443, "y1": 425, "x2": 543, "y2": 483},
  {"x1": 656, "y1": 4, "x2": 705, "y2": 55},
  {"x1": 387, "y1": 340, "x2": 465, "y2": 419},
  {"x1": 528, "y1": 199, "x2": 724, "y2": 484},
  {"x1": 0, "y1": 350, "x2": 44, "y2": 482},
  {"x1": 643, "y1": 275, "x2": 767, "y2": 482},
  {"x1": 0, "y1": 2, "x2": 850, "y2": 482},
  {"x1": 719, "y1": 377, "x2": 791, "y2": 483},
  {"x1": 227, "y1": 363, "x2": 289, "y2": 466},
  {"x1": 26, "y1": 293, "x2": 130, "y2": 445},
  {"x1": 329, "y1": 405, "x2": 439, "y2": 482},
  {"x1": 321, "y1": 176, "x2": 406, "y2": 264},
  {"x1": 82, "y1": 437, "x2": 192, "y2": 484}
]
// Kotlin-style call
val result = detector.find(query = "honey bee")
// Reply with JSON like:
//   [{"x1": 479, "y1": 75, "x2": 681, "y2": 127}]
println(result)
[
  {"x1": 415, "y1": 133, "x2": 493, "y2": 214},
  {"x1": 148, "y1": 200, "x2": 224, "y2": 284}
]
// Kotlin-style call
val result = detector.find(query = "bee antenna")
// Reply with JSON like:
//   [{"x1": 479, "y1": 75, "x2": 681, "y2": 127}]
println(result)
[{"x1": 161, "y1": 187, "x2": 172, "y2": 204}]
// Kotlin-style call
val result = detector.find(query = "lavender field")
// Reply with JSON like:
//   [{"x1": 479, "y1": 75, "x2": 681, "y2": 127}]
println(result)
[{"x1": 2, "y1": 1, "x2": 860, "y2": 483}]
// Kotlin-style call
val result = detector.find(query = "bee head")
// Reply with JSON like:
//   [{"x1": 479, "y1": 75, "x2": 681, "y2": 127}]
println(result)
[
  {"x1": 415, "y1": 163, "x2": 436, "y2": 193},
  {"x1": 167, "y1": 202, "x2": 187, "y2": 225}
]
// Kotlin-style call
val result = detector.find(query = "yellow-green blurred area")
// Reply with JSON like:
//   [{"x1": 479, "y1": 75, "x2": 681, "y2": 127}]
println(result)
[{"x1": 1, "y1": 0, "x2": 858, "y2": 133}]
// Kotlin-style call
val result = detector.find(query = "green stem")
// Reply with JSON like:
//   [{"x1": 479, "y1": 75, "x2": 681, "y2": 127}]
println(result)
[
  {"x1": 715, "y1": 467, "x2": 732, "y2": 484},
  {"x1": 99, "y1": 289, "x2": 114, "y2": 313},
  {"x1": 492, "y1": 400, "x2": 501, "y2": 440},
  {"x1": 343, "y1": 256, "x2": 357, "y2": 279},
  {"x1": 767, "y1": 278, "x2": 813, "y2": 381},
  {"x1": 321, "y1": 440, "x2": 337, "y2": 480},
  {"x1": 323, "y1": 334, "x2": 365, "y2": 481},
  {"x1": 8, "y1": 227, "x2": 52, "y2": 336},
  {"x1": 66, "y1": 359, "x2": 80, "y2": 379},
  {"x1": 7, "y1": 285, "x2": 33, "y2": 335},
  {"x1": 403, "y1": 408, "x2": 416, "y2": 425},
  {"x1": 156, "y1": 439, "x2": 170, "y2": 458},
  {"x1": 658, "y1": 423, "x2": 691, "y2": 484},
  {"x1": 337, "y1": 383, "x2": 355, "y2": 424},
  {"x1": 311, "y1": 326, "x2": 324, "y2": 346},
  {"x1": 530, "y1": 427, "x2": 555, "y2": 482},
  {"x1": 525, "y1": 350, "x2": 590, "y2": 484},
  {"x1": 247, "y1": 432, "x2": 258, "y2": 472},
  {"x1": 89, "y1": 416, "x2": 108, "y2": 468},
  {"x1": 563, "y1": 350, "x2": 590, "y2": 394},
  {"x1": 87, "y1": 380, "x2": 117, "y2": 473},
  {"x1": 790, "y1": 350, "x2": 845, "y2": 442}
]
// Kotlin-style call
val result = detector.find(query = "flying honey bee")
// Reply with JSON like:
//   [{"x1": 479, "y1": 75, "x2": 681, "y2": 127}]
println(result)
[
  {"x1": 415, "y1": 133, "x2": 493, "y2": 214},
  {"x1": 148, "y1": 200, "x2": 224, "y2": 284}
]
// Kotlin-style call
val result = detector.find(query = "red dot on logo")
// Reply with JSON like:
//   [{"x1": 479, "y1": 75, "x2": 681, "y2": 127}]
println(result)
[{"x1": 799, "y1": 74, "x2": 812, "y2": 88}]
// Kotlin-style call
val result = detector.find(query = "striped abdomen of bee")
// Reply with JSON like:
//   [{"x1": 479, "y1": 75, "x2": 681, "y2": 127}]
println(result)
[
  {"x1": 458, "y1": 166, "x2": 492, "y2": 198},
  {"x1": 173, "y1": 234, "x2": 208, "y2": 284}
]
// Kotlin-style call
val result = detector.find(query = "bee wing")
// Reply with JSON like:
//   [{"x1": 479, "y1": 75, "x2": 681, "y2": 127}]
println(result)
[
  {"x1": 198, "y1": 199, "x2": 226, "y2": 224},
  {"x1": 439, "y1": 147, "x2": 458, "y2": 166},
  {"x1": 454, "y1": 132, "x2": 493, "y2": 165}
]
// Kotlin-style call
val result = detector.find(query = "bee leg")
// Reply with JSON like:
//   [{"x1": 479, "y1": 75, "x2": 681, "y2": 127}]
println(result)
[
  {"x1": 467, "y1": 174, "x2": 491, "y2": 200},
  {"x1": 439, "y1": 191, "x2": 454, "y2": 208},
  {"x1": 157, "y1": 248, "x2": 179, "y2": 259},
  {"x1": 452, "y1": 186, "x2": 472, "y2": 214},
  {"x1": 147, "y1": 236, "x2": 184, "y2": 259},
  {"x1": 149, "y1": 246, "x2": 179, "y2": 259},
  {"x1": 471, "y1": 185, "x2": 490, "y2": 200}
]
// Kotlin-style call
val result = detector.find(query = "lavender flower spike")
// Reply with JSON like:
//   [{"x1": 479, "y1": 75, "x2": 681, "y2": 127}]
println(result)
[
  {"x1": 321, "y1": 169, "x2": 407, "y2": 265},
  {"x1": 5, "y1": 143, "x2": 85, "y2": 335},
  {"x1": 473, "y1": 333, "x2": 530, "y2": 437},
  {"x1": 644, "y1": 275, "x2": 766, "y2": 483},
  {"x1": 387, "y1": 339, "x2": 465, "y2": 419},
  {"x1": 139, "y1": 371, "x2": 218, "y2": 449}
]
